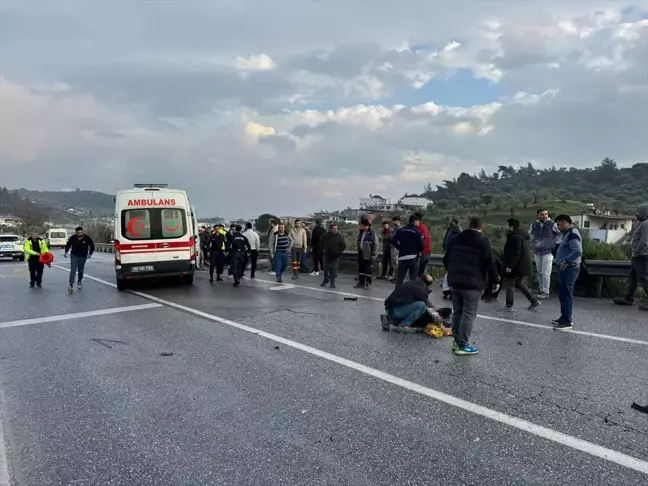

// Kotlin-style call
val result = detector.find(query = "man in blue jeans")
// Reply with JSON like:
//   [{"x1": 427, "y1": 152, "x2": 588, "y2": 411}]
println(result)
[
  {"x1": 552, "y1": 215, "x2": 583, "y2": 330},
  {"x1": 64, "y1": 226, "x2": 95, "y2": 293},
  {"x1": 381, "y1": 274, "x2": 435, "y2": 333}
]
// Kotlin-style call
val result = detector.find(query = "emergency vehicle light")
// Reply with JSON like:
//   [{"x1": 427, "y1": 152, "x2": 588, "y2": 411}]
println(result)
[{"x1": 133, "y1": 183, "x2": 169, "y2": 189}]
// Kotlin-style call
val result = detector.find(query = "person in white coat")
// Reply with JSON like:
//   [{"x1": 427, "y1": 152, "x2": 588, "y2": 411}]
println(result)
[{"x1": 242, "y1": 222, "x2": 261, "y2": 279}]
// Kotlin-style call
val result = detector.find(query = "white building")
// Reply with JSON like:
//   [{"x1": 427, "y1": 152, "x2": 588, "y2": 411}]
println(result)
[
  {"x1": 398, "y1": 196, "x2": 432, "y2": 210},
  {"x1": 359, "y1": 194, "x2": 399, "y2": 211},
  {"x1": 571, "y1": 213, "x2": 635, "y2": 244}
]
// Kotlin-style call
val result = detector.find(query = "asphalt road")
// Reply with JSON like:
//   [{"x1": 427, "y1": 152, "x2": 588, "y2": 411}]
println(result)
[{"x1": 0, "y1": 254, "x2": 647, "y2": 485}]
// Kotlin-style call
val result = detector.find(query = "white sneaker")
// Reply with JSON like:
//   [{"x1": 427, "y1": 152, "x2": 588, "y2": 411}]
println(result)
[
  {"x1": 310, "y1": 271, "x2": 319, "y2": 276},
  {"x1": 268, "y1": 271, "x2": 276, "y2": 276}
]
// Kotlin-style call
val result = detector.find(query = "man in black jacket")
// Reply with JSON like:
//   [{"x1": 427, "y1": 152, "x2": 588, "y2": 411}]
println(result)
[
  {"x1": 443, "y1": 217, "x2": 499, "y2": 356},
  {"x1": 229, "y1": 225, "x2": 251, "y2": 287},
  {"x1": 320, "y1": 223, "x2": 346, "y2": 289},
  {"x1": 310, "y1": 220, "x2": 326, "y2": 276},
  {"x1": 391, "y1": 215, "x2": 424, "y2": 287},
  {"x1": 501, "y1": 218, "x2": 540, "y2": 311},
  {"x1": 64, "y1": 226, "x2": 95, "y2": 293},
  {"x1": 382, "y1": 274, "x2": 435, "y2": 332}
]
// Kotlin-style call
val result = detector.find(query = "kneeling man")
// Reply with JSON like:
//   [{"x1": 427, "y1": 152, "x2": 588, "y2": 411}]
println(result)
[{"x1": 382, "y1": 274, "x2": 437, "y2": 332}]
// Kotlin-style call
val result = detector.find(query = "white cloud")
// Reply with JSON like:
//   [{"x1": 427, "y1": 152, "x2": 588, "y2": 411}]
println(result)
[
  {"x1": 235, "y1": 53, "x2": 277, "y2": 71},
  {"x1": 0, "y1": 1, "x2": 646, "y2": 217}
]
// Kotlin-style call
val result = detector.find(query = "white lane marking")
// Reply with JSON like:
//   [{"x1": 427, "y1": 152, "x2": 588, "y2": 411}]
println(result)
[
  {"x1": 0, "y1": 303, "x2": 162, "y2": 329},
  {"x1": 0, "y1": 404, "x2": 11, "y2": 486},
  {"x1": 253, "y1": 278, "x2": 382, "y2": 300},
  {"x1": 268, "y1": 284, "x2": 296, "y2": 291},
  {"x1": 481, "y1": 315, "x2": 648, "y2": 346},
  {"x1": 0, "y1": 396, "x2": 9, "y2": 486},
  {"x1": 251, "y1": 278, "x2": 648, "y2": 346},
  {"x1": 56, "y1": 269, "x2": 648, "y2": 476}
]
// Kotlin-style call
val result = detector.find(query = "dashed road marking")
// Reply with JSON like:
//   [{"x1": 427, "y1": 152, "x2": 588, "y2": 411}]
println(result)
[{"x1": 0, "y1": 303, "x2": 162, "y2": 329}]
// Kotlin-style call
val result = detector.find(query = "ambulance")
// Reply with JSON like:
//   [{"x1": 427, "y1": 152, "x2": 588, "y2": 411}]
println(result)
[{"x1": 113, "y1": 184, "x2": 197, "y2": 290}]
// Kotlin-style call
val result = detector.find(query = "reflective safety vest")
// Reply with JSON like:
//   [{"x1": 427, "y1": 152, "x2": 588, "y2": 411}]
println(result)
[{"x1": 24, "y1": 238, "x2": 49, "y2": 258}]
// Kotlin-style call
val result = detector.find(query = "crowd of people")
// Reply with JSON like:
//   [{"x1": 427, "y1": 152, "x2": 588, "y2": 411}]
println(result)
[{"x1": 200, "y1": 203, "x2": 647, "y2": 356}]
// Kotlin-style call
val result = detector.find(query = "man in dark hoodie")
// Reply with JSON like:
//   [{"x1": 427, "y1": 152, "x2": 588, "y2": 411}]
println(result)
[
  {"x1": 614, "y1": 202, "x2": 648, "y2": 311},
  {"x1": 391, "y1": 215, "x2": 424, "y2": 287},
  {"x1": 377, "y1": 221, "x2": 393, "y2": 280},
  {"x1": 310, "y1": 220, "x2": 326, "y2": 276},
  {"x1": 501, "y1": 218, "x2": 540, "y2": 311},
  {"x1": 355, "y1": 218, "x2": 377, "y2": 290},
  {"x1": 443, "y1": 217, "x2": 499, "y2": 356},
  {"x1": 320, "y1": 223, "x2": 346, "y2": 289}
]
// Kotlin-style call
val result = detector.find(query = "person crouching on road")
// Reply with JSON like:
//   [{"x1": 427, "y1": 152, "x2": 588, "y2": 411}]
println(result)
[
  {"x1": 614, "y1": 202, "x2": 648, "y2": 312},
  {"x1": 229, "y1": 225, "x2": 251, "y2": 287},
  {"x1": 272, "y1": 223, "x2": 293, "y2": 283},
  {"x1": 391, "y1": 215, "x2": 424, "y2": 287},
  {"x1": 443, "y1": 217, "x2": 499, "y2": 356},
  {"x1": 24, "y1": 231, "x2": 49, "y2": 288},
  {"x1": 320, "y1": 223, "x2": 346, "y2": 289},
  {"x1": 355, "y1": 217, "x2": 377, "y2": 290},
  {"x1": 64, "y1": 226, "x2": 95, "y2": 293},
  {"x1": 500, "y1": 218, "x2": 540, "y2": 312},
  {"x1": 289, "y1": 219, "x2": 308, "y2": 279},
  {"x1": 382, "y1": 274, "x2": 436, "y2": 332},
  {"x1": 209, "y1": 224, "x2": 227, "y2": 283},
  {"x1": 552, "y1": 215, "x2": 583, "y2": 330}
]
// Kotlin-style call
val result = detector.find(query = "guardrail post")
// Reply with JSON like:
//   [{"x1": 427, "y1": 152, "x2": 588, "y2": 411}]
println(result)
[{"x1": 596, "y1": 276, "x2": 604, "y2": 299}]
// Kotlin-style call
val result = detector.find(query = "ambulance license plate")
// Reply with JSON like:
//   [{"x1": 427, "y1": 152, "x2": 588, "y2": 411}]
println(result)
[{"x1": 132, "y1": 265, "x2": 154, "y2": 272}]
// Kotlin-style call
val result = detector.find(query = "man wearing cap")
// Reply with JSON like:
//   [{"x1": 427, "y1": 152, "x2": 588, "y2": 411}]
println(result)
[{"x1": 24, "y1": 230, "x2": 49, "y2": 288}]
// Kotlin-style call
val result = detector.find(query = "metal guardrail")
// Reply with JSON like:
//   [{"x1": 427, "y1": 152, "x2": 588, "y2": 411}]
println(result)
[{"x1": 95, "y1": 244, "x2": 630, "y2": 297}]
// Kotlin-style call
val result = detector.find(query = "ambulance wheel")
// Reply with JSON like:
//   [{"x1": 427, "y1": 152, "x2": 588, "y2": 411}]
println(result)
[
  {"x1": 116, "y1": 278, "x2": 127, "y2": 291},
  {"x1": 184, "y1": 275, "x2": 194, "y2": 286}
]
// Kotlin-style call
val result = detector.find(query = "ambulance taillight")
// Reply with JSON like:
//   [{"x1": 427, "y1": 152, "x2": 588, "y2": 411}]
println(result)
[
  {"x1": 189, "y1": 236, "x2": 195, "y2": 261},
  {"x1": 114, "y1": 239, "x2": 121, "y2": 264}
]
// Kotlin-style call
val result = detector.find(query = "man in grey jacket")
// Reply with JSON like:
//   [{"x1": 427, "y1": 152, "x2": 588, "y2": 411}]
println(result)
[
  {"x1": 614, "y1": 202, "x2": 648, "y2": 311},
  {"x1": 528, "y1": 209, "x2": 560, "y2": 299}
]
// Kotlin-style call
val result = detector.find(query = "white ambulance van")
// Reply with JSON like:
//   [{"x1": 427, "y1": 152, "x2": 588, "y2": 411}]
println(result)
[
  {"x1": 47, "y1": 228, "x2": 68, "y2": 249},
  {"x1": 113, "y1": 184, "x2": 197, "y2": 290}
]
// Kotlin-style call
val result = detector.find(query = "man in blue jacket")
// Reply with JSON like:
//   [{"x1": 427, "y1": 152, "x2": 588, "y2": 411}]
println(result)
[
  {"x1": 391, "y1": 215, "x2": 424, "y2": 287},
  {"x1": 552, "y1": 215, "x2": 582, "y2": 330}
]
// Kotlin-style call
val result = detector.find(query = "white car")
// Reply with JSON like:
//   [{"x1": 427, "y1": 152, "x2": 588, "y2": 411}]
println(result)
[{"x1": 0, "y1": 234, "x2": 25, "y2": 261}]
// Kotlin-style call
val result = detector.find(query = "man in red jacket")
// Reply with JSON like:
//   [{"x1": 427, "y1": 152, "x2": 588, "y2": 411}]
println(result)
[{"x1": 414, "y1": 212, "x2": 431, "y2": 277}]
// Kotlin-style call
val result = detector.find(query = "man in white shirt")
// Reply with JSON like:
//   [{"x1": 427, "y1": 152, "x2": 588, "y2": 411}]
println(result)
[{"x1": 242, "y1": 222, "x2": 261, "y2": 279}]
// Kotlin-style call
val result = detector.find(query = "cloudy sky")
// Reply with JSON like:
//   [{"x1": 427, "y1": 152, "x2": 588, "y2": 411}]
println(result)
[{"x1": 0, "y1": 1, "x2": 646, "y2": 218}]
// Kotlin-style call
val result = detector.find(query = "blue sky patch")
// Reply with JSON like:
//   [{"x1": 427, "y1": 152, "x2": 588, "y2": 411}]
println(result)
[{"x1": 379, "y1": 68, "x2": 501, "y2": 107}]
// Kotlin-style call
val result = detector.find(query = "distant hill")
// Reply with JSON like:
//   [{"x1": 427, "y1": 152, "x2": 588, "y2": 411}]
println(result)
[
  {"x1": 1, "y1": 187, "x2": 114, "y2": 231},
  {"x1": 16, "y1": 188, "x2": 115, "y2": 217},
  {"x1": 422, "y1": 159, "x2": 647, "y2": 214}
]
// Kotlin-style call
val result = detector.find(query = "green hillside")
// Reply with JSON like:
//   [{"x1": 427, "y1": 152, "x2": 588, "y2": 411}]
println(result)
[
  {"x1": 16, "y1": 188, "x2": 114, "y2": 217},
  {"x1": 421, "y1": 158, "x2": 647, "y2": 216}
]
